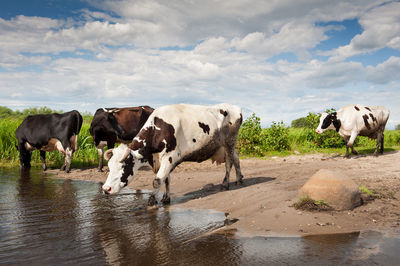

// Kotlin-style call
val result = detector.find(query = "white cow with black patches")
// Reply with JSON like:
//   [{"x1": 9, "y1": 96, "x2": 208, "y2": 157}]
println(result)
[
  {"x1": 102, "y1": 103, "x2": 244, "y2": 205},
  {"x1": 316, "y1": 105, "x2": 390, "y2": 158}
]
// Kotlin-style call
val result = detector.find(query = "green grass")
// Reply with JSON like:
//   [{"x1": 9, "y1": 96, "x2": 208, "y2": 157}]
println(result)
[
  {"x1": 359, "y1": 186, "x2": 375, "y2": 196},
  {"x1": 292, "y1": 196, "x2": 333, "y2": 211}
]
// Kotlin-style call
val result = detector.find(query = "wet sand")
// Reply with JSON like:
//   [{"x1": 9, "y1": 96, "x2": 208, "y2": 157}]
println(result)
[{"x1": 48, "y1": 151, "x2": 400, "y2": 237}]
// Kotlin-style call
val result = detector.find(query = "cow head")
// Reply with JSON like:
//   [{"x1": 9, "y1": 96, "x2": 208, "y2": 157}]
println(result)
[
  {"x1": 315, "y1": 112, "x2": 341, "y2": 134},
  {"x1": 90, "y1": 109, "x2": 123, "y2": 146},
  {"x1": 102, "y1": 144, "x2": 145, "y2": 194}
]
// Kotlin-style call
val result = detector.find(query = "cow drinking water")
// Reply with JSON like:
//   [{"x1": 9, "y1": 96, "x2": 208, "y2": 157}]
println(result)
[
  {"x1": 102, "y1": 103, "x2": 244, "y2": 205},
  {"x1": 315, "y1": 105, "x2": 390, "y2": 158},
  {"x1": 15, "y1": 110, "x2": 83, "y2": 172},
  {"x1": 89, "y1": 106, "x2": 154, "y2": 171}
]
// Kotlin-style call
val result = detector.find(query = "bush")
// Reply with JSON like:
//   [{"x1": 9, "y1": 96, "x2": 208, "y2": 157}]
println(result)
[
  {"x1": 291, "y1": 117, "x2": 308, "y2": 128},
  {"x1": 237, "y1": 113, "x2": 263, "y2": 156},
  {"x1": 238, "y1": 114, "x2": 290, "y2": 155},
  {"x1": 263, "y1": 121, "x2": 290, "y2": 151}
]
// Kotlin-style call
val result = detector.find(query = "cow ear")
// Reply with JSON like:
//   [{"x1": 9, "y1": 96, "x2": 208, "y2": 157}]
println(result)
[{"x1": 104, "y1": 149, "x2": 113, "y2": 161}]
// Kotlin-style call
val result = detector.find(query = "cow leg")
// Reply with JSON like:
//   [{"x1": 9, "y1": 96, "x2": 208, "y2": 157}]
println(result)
[
  {"x1": 345, "y1": 132, "x2": 358, "y2": 158},
  {"x1": 62, "y1": 147, "x2": 73, "y2": 173},
  {"x1": 97, "y1": 147, "x2": 104, "y2": 172},
  {"x1": 102, "y1": 141, "x2": 116, "y2": 172},
  {"x1": 222, "y1": 149, "x2": 233, "y2": 190},
  {"x1": 380, "y1": 133, "x2": 385, "y2": 154},
  {"x1": 149, "y1": 158, "x2": 173, "y2": 206},
  {"x1": 96, "y1": 141, "x2": 107, "y2": 172},
  {"x1": 18, "y1": 143, "x2": 31, "y2": 169},
  {"x1": 374, "y1": 133, "x2": 383, "y2": 156},
  {"x1": 232, "y1": 149, "x2": 244, "y2": 185},
  {"x1": 40, "y1": 151, "x2": 47, "y2": 171},
  {"x1": 161, "y1": 175, "x2": 171, "y2": 204}
]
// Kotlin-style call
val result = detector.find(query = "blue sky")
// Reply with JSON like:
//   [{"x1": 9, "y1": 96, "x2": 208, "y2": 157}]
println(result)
[{"x1": 0, "y1": 0, "x2": 399, "y2": 128}]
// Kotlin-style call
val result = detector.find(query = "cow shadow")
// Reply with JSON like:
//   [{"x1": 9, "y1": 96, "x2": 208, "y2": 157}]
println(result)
[
  {"x1": 171, "y1": 176, "x2": 275, "y2": 205},
  {"x1": 323, "y1": 148, "x2": 397, "y2": 160},
  {"x1": 353, "y1": 147, "x2": 397, "y2": 157}
]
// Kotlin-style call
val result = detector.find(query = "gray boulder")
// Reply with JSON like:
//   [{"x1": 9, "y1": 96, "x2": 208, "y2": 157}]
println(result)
[{"x1": 299, "y1": 169, "x2": 362, "y2": 210}]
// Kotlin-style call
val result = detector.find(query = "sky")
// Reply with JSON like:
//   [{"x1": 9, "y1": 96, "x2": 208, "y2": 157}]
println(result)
[{"x1": 1, "y1": 0, "x2": 400, "y2": 128}]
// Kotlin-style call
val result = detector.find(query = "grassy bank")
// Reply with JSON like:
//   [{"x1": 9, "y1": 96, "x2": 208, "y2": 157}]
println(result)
[{"x1": 1, "y1": 115, "x2": 400, "y2": 169}]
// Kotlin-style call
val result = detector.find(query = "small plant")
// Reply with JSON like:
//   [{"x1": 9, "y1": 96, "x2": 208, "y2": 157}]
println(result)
[
  {"x1": 292, "y1": 196, "x2": 333, "y2": 211},
  {"x1": 359, "y1": 186, "x2": 375, "y2": 196}
]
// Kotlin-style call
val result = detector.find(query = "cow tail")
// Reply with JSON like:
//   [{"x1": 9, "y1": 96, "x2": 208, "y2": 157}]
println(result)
[{"x1": 75, "y1": 111, "x2": 83, "y2": 135}]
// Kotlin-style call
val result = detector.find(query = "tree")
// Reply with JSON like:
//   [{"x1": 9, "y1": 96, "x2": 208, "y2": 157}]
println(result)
[
  {"x1": 0, "y1": 106, "x2": 14, "y2": 119},
  {"x1": 291, "y1": 117, "x2": 308, "y2": 128}
]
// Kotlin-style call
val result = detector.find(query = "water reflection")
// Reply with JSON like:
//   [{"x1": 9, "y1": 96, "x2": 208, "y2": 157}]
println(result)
[{"x1": 0, "y1": 168, "x2": 399, "y2": 265}]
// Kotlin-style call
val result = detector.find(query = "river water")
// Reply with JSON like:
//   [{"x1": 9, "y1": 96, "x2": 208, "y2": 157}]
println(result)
[{"x1": 0, "y1": 168, "x2": 399, "y2": 265}]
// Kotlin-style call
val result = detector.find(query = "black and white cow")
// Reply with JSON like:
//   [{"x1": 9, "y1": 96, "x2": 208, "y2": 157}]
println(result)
[
  {"x1": 102, "y1": 103, "x2": 244, "y2": 205},
  {"x1": 15, "y1": 110, "x2": 83, "y2": 172},
  {"x1": 316, "y1": 105, "x2": 390, "y2": 158},
  {"x1": 89, "y1": 106, "x2": 154, "y2": 171}
]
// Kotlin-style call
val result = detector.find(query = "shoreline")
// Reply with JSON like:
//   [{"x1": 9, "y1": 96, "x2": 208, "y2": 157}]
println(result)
[{"x1": 45, "y1": 151, "x2": 400, "y2": 237}]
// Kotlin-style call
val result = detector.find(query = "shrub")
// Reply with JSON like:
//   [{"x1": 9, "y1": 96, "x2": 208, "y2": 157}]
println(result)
[
  {"x1": 237, "y1": 113, "x2": 263, "y2": 156},
  {"x1": 238, "y1": 114, "x2": 290, "y2": 155},
  {"x1": 291, "y1": 117, "x2": 308, "y2": 128},
  {"x1": 263, "y1": 121, "x2": 290, "y2": 151}
]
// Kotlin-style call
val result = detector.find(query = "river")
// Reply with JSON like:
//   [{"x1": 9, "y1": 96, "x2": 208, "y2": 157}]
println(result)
[{"x1": 0, "y1": 168, "x2": 399, "y2": 265}]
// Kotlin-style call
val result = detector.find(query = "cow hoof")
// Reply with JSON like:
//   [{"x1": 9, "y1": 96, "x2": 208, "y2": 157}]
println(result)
[
  {"x1": 97, "y1": 168, "x2": 104, "y2": 172},
  {"x1": 60, "y1": 165, "x2": 66, "y2": 171},
  {"x1": 42, "y1": 166, "x2": 47, "y2": 171},
  {"x1": 148, "y1": 195, "x2": 157, "y2": 206},
  {"x1": 153, "y1": 179, "x2": 161, "y2": 189},
  {"x1": 161, "y1": 195, "x2": 171, "y2": 204},
  {"x1": 236, "y1": 179, "x2": 243, "y2": 186},
  {"x1": 221, "y1": 183, "x2": 229, "y2": 190}
]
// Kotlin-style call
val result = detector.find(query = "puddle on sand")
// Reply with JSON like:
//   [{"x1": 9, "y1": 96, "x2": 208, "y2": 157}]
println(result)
[{"x1": 0, "y1": 167, "x2": 399, "y2": 265}]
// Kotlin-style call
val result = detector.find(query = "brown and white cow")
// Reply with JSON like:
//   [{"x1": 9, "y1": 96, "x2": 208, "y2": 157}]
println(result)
[
  {"x1": 316, "y1": 105, "x2": 390, "y2": 158},
  {"x1": 102, "y1": 103, "x2": 244, "y2": 205},
  {"x1": 89, "y1": 106, "x2": 153, "y2": 171}
]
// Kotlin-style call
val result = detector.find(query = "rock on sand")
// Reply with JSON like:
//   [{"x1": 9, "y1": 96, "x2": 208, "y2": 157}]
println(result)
[{"x1": 299, "y1": 169, "x2": 362, "y2": 210}]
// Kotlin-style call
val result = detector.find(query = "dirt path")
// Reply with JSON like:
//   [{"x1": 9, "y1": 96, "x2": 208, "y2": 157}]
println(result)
[{"x1": 48, "y1": 151, "x2": 400, "y2": 237}]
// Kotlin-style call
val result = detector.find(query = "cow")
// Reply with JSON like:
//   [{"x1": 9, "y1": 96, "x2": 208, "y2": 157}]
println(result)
[
  {"x1": 15, "y1": 110, "x2": 83, "y2": 172},
  {"x1": 101, "y1": 103, "x2": 244, "y2": 205},
  {"x1": 89, "y1": 106, "x2": 154, "y2": 172},
  {"x1": 315, "y1": 105, "x2": 390, "y2": 158}
]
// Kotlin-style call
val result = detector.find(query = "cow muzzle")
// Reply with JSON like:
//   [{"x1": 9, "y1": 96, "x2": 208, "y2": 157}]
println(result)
[
  {"x1": 102, "y1": 185, "x2": 113, "y2": 195},
  {"x1": 315, "y1": 129, "x2": 322, "y2": 134}
]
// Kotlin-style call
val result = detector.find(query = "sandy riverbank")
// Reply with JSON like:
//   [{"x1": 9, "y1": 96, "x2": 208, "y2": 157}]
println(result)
[{"x1": 48, "y1": 151, "x2": 400, "y2": 237}]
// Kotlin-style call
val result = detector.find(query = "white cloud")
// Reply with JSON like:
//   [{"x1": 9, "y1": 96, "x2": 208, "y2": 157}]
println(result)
[
  {"x1": 366, "y1": 56, "x2": 400, "y2": 84},
  {"x1": 326, "y1": 1, "x2": 400, "y2": 60},
  {"x1": 231, "y1": 22, "x2": 327, "y2": 59}
]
